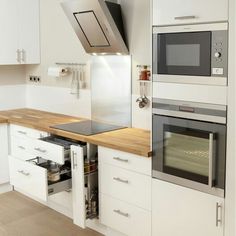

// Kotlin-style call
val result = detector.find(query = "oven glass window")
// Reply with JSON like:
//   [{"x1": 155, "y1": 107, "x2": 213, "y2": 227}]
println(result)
[
  {"x1": 163, "y1": 126, "x2": 210, "y2": 184},
  {"x1": 166, "y1": 44, "x2": 200, "y2": 66}
]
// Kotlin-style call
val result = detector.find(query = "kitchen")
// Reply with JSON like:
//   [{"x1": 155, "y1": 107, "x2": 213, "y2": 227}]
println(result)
[{"x1": 0, "y1": 0, "x2": 235, "y2": 236}]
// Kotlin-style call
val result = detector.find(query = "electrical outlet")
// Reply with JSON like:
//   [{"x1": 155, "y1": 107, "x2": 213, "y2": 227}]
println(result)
[{"x1": 29, "y1": 75, "x2": 41, "y2": 83}]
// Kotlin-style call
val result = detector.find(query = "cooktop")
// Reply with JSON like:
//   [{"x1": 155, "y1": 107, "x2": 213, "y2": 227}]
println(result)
[{"x1": 51, "y1": 120, "x2": 125, "y2": 136}]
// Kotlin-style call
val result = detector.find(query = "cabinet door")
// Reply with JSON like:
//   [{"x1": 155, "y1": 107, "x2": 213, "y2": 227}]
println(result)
[
  {"x1": 152, "y1": 179, "x2": 224, "y2": 236},
  {"x1": 0, "y1": 124, "x2": 9, "y2": 184},
  {"x1": 153, "y1": 0, "x2": 228, "y2": 26},
  {"x1": 0, "y1": 0, "x2": 19, "y2": 65},
  {"x1": 18, "y1": 0, "x2": 40, "y2": 64},
  {"x1": 71, "y1": 145, "x2": 86, "y2": 229}
]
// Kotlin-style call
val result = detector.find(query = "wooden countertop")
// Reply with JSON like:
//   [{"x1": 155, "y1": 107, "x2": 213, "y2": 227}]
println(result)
[{"x1": 0, "y1": 108, "x2": 151, "y2": 157}]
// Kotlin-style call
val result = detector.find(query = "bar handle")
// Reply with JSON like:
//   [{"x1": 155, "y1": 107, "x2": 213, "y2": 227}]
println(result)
[
  {"x1": 208, "y1": 133, "x2": 215, "y2": 188},
  {"x1": 113, "y1": 177, "x2": 129, "y2": 184},
  {"x1": 216, "y1": 202, "x2": 222, "y2": 227},
  {"x1": 113, "y1": 157, "x2": 129, "y2": 163},
  {"x1": 174, "y1": 15, "x2": 196, "y2": 20},
  {"x1": 72, "y1": 151, "x2": 77, "y2": 169},
  {"x1": 113, "y1": 209, "x2": 129, "y2": 218},
  {"x1": 34, "y1": 147, "x2": 47, "y2": 153}
]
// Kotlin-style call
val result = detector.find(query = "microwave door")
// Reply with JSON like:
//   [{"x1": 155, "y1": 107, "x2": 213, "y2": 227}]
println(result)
[{"x1": 157, "y1": 31, "x2": 211, "y2": 76}]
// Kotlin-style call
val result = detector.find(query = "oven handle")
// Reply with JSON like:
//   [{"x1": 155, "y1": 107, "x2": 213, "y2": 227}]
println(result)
[{"x1": 208, "y1": 133, "x2": 215, "y2": 188}]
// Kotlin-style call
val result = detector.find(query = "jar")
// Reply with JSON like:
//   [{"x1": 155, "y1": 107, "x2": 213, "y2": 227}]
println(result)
[{"x1": 139, "y1": 65, "x2": 150, "y2": 81}]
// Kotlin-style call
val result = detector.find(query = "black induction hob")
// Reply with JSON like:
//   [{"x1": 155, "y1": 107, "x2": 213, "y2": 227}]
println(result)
[{"x1": 51, "y1": 120, "x2": 125, "y2": 136}]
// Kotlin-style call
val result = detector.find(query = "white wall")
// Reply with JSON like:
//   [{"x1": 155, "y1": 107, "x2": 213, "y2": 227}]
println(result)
[{"x1": 24, "y1": 0, "x2": 152, "y2": 130}]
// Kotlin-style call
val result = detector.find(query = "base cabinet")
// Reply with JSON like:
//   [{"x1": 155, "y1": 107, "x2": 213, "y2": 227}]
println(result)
[{"x1": 152, "y1": 179, "x2": 224, "y2": 236}]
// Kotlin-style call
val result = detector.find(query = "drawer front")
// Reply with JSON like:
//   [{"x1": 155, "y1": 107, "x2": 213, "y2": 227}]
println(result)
[
  {"x1": 100, "y1": 163, "x2": 151, "y2": 210},
  {"x1": 10, "y1": 124, "x2": 48, "y2": 139},
  {"x1": 9, "y1": 155, "x2": 48, "y2": 201},
  {"x1": 31, "y1": 139, "x2": 65, "y2": 164},
  {"x1": 10, "y1": 136, "x2": 35, "y2": 161},
  {"x1": 100, "y1": 194, "x2": 151, "y2": 236},
  {"x1": 98, "y1": 147, "x2": 151, "y2": 176}
]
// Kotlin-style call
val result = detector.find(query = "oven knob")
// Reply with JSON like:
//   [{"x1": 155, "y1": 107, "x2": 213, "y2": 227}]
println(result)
[{"x1": 214, "y1": 52, "x2": 222, "y2": 58}]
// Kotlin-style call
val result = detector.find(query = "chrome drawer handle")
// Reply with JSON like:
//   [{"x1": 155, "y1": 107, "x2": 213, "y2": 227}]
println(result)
[
  {"x1": 18, "y1": 146, "x2": 26, "y2": 150},
  {"x1": 113, "y1": 177, "x2": 129, "y2": 184},
  {"x1": 113, "y1": 209, "x2": 129, "y2": 218},
  {"x1": 216, "y1": 202, "x2": 222, "y2": 227},
  {"x1": 18, "y1": 130, "x2": 27, "y2": 135},
  {"x1": 174, "y1": 15, "x2": 196, "y2": 20},
  {"x1": 17, "y1": 170, "x2": 30, "y2": 176},
  {"x1": 34, "y1": 147, "x2": 47, "y2": 153},
  {"x1": 113, "y1": 157, "x2": 129, "y2": 163}
]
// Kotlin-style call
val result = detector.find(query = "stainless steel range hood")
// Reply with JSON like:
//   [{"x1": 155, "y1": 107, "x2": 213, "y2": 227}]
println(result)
[{"x1": 61, "y1": 0, "x2": 128, "y2": 55}]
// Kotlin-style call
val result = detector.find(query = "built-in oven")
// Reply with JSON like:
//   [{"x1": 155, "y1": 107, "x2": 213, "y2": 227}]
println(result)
[
  {"x1": 152, "y1": 23, "x2": 228, "y2": 85},
  {"x1": 152, "y1": 99, "x2": 227, "y2": 197}
]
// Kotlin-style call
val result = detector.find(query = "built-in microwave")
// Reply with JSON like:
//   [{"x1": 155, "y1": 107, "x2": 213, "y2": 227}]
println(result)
[
  {"x1": 152, "y1": 23, "x2": 228, "y2": 86},
  {"x1": 152, "y1": 99, "x2": 227, "y2": 197}
]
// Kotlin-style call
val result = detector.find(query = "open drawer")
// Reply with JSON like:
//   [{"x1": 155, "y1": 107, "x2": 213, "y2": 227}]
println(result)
[
  {"x1": 9, "y1": 155, "x2": 72, "y2": 202},
  {"x1": 32, "y1": 136, "x2": 81, "y2": 165}
]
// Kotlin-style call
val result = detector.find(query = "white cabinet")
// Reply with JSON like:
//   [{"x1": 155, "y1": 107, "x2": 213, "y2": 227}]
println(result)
[
  {"x1": 152, "y1": 179, "x2": 224, "y2": 236},
  {"x1": 0, "y1": 0, "x2": 40, "y2": 65},
  {"x1": 99, "y1": 147, "x2": 151, "y2": 236},
  {"x1": 0, "y1": 124, "x2": 9, "y2": 184},
  {"x1": 153, "y1": 0, "x2": 229, "y2": 26}
]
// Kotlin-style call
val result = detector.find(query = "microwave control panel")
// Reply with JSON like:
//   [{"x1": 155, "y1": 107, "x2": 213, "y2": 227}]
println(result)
[{"x1": 211, "y1": 30, "x2": 228, "y2": 77}]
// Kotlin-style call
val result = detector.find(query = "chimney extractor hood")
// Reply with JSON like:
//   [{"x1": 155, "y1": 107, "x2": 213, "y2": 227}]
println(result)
[{"x1": 61, "y1": 0, "x2": 129, "y2": 55}]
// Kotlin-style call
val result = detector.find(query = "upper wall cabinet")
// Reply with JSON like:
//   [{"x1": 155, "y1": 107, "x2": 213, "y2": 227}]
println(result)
[
  {"x1": 0, "y1": 0, "x2": 40, "y2": 65},
  {"x1": 153, "y1": 0, "x2": 229, "y2": 26}
]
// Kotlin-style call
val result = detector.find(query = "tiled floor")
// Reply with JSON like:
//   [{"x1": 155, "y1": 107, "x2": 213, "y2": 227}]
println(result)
[{"x1": 0, "y1": 191, "x2": 103, "y2": 236}]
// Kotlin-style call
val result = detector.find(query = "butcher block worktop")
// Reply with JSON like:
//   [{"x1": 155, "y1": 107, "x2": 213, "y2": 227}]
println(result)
[{"x1": 0, "y1": 108, "x2": 151, "y2": 157}]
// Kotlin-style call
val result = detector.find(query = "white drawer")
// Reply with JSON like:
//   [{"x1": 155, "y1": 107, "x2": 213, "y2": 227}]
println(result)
[
  {"x1": 10, "y1": 136, "x2": 35, "y2": 161},
  {"x1": 9, "y1": 155, "x2": 71, "y2": 202},
  {"x1": 10, "y1": 124, "x2": 48, "y2": 139},
  {"x1": 100, "y1": 163, "x2": 151, "y2": 210},
  {"x1": 100, "y1": 194, "x2": 151, "y2": 236},
  {"x1": 98, "y1": 147, "x2": 151, "y2": 176},
  {"x1": 31, "y1": 139, "x2": 66, "y2": 165}
]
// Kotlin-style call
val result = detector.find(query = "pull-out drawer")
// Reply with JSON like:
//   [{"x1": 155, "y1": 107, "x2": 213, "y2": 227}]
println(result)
[
  {"x1": 9, "y1": 156, "x2": 71, "y2": 202},
  {"x1": 10, "y1": 136, "x2": 35, "y2": 161},
  {"x1": 31, "y1": 136, "x2": 79, "y2": 165},
  {"x1": 10, "y1": 124, "x2": 48, "y2": 139},
  {"x1": 100, "y1": 163, "x2": 151, "y2": 210},
  {"x1": 98, "y1": 147, "x2": 151, "y2": 176},
  {"x1": 100, "y1": 194, "x2": 151, "y2": 236}
]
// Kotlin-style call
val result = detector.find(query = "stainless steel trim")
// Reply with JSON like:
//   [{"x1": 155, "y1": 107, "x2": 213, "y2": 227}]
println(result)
[
  {"x1": 34, "y1": 147, "x2": 47, "y2": 153},
  {"x1": 152, "y1": 170, "x2": 224, "y2": 198},
  {"x1": 113, "y1": 157, "x2": 129, "y2": 163},
  {"x1": 152, "y1": 74, "x2": 227, "y2": 86},
  {"x1": 174, "y1": 15, "x2": 196, "y2": 20},
  {"x1": 216, "y1": 202, "x2": 222, "y2": 227},
  {"x1": 113, "y1": 209, "x2": 129, "y2": 218},
  {"x1": 113, "y1": 177, "x2": 129, "y2": 184},
  {"x1": 153, "y1": 22, "x2": 228, "y2": 34},
  {"x1": 152, "y1": 98, "x2": 227, "y2": 111},
  {"x1": 208, "y1": 133, "x2": 214, "y2": 188},
  {"x1": 152, "y1": 108, "x2": 226, "y2": 124}
]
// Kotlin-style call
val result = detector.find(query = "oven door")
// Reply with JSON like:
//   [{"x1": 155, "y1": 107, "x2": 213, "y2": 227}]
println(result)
[
  {"x1": 154, "y1": 31, "x2": 211, "y2": 76},
  {"x1": 152, "y1": 114, "x2": 226, "y2": 197}
]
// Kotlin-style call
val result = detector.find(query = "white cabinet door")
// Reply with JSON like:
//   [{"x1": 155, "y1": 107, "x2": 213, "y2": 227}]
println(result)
[
  {"x1": 152, "y1": 179, "x2": 224, "y2": 236},
  {"x1": 0, "y1": 124, "x2": 9, "y2": 184},
  {"x1": 0, "y1": 0, "x2": 18, "y2": 65},
  {"x1": 71, "y1": 145, "x2": 86, "y2": 229},
  {"x1": 153, "y1": 0, "x2": 228, "y2": 26},
  {"x1": 18, "y1": 0, "x2": 40, "y2": 64}
]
